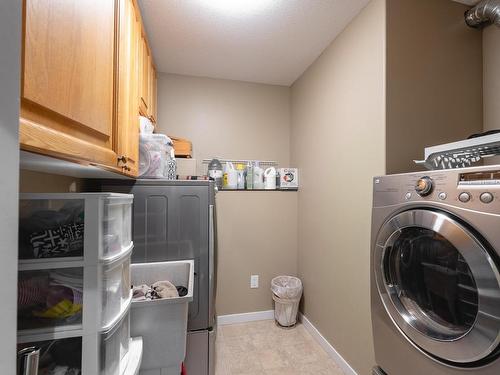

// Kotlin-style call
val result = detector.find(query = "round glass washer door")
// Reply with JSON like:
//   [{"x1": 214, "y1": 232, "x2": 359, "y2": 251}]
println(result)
[{"x1": 374, "y1": 209, "x2": 500, "y2": 364}]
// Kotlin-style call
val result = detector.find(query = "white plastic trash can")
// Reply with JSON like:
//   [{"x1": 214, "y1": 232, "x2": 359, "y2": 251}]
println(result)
[
  {"x1": 130, "y1": 260, "x2": 194, "y2": 375},
  {"x1": 271, "y1": 276, "x2": 302, "y2": 327}
]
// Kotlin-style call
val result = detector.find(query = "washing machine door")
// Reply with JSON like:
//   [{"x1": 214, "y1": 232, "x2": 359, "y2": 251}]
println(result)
[{"x1": 374, "y1": 209, "x2": 500, "y2": 365}]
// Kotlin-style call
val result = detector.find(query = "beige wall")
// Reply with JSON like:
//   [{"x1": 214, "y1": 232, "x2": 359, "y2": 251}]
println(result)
[
  {"x1": 386, "y1": 0, "x2": 483, "y2": 174},
  {"x1": 483, "y1": 26, "x2": 500, "y2": 133},
  {"x1": 216, "y1": 191, "x2": 298, "y2": 315},
  {"x1": 156, "y1": 73, "x2": 297, "y2": 316},
  {"x1": 156, "y1": 73, "x2": 291, "y2": 175},
  {"x1": 290, "y1": 1, "x2": 386, "y2": 374},
  {"x1": 19, "y1": 170, "x2": 82, "y2": 193}
]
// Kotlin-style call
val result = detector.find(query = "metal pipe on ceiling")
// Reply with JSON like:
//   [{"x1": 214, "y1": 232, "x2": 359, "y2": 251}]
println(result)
[{"x1": 465, "y1": 0, "x2": 500, "y2": 28}]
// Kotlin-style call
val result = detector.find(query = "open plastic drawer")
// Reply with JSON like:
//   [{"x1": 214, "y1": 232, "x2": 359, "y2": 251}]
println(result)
[
  {"x1": 19, "y1": 193, "x2": 133, "y2": 262},
  {"x1": 18, "y1": 267, "x2": 84, "y2": 332}
]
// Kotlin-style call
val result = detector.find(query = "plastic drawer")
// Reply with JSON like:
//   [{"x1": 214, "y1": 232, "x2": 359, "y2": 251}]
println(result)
[
  {"x1": 19, "y1": 194, "x2": 133, "y2": 262},
  {"x1": 19, "y1": 199, "x2": 85, "y2": 259},
  {"x1": 17, "y1": 313, "x2": 133, "y2": 375},
  {"x1": 102, "y1": 197, "x2": 133, "y2": 261},
  {"x1": 17, "y1": 337, "x2": 82, "y2": 374},
  {"x1": 101, "y1": 310, "x2": 130, "y2": 375},
  {"x1": 101, "y1": 253, "x2": 132, "y2": 330},
  {"x1": 18, "y1": 267, "x2": 83, "y2": 332}
]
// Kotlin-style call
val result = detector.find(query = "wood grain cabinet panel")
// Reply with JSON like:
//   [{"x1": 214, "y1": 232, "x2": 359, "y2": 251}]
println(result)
[
  {"x1": 20, "y1": 0, "x2": 155, "y2": 176},
  {"x1": 116, "y1": 0, "x2": 140, "y2": 176},
  {"x1": 139, "y1": 36, "x2": 150, "y2": 116},
  {"x1": 21, "y1": 0, "x2": 118, "y2": 168},
  {"x1": 149, "y1": 63, "x2": 157, "y2": 123}
]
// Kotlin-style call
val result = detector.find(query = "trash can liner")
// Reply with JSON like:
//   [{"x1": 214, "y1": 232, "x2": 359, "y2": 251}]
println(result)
[
  {"x1": 271, "y1": 276, "x2": 302, "y2": 299},
  {"x1": 271, "y1": 276, "x2": 303, "y2": 327}
]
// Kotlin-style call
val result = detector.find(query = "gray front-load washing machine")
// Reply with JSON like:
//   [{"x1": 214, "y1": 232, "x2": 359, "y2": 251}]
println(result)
[{"x1": 371, "y1": 166, "x2": 500, "y2": 374}]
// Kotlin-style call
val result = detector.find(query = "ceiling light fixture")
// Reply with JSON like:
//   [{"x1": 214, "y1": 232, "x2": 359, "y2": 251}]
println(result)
[{"x1": 198, "y1": 0, "x2": 275, "y2": 17}]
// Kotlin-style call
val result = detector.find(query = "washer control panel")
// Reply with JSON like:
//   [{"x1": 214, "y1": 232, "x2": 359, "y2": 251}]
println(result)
[{"x1": 373, "y1": 167, "x2": 500, "y2": 212}]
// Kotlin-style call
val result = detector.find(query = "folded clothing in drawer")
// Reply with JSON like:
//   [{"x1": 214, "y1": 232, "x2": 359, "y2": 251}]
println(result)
[
  {"x1": 19, "y1": 200, "x2": 85, "y2": 259},
  {"x1": 18, "y1": 248, "x2": 132, "y2": 333},
  {"x1": 18, "y1": 268, "x2": 83, "y2": 331},
  {"x1": 19, "y1": 194, "x2": 133, "y2": 263}
]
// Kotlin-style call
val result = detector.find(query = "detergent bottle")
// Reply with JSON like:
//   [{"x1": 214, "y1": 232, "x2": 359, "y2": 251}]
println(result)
[
  {"x1": 253, "y1": 162, "x2": 264, "y2": 189},
  {"x1": 223, "y1": 162, "x2": 237, "y2": 189},
  {"x1": 264, "y1": 167, "x2": 277, "y2": 190}
]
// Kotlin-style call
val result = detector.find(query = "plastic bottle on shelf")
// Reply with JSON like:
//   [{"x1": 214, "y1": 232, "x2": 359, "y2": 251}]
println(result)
[
  {"x1": 236, "y1": 163, "x2": 246, "y2": 190},
  {"x1": 264, "y1": 167, "x2": 277, "y2": 190},
  {"x1": 253, "y1": 162, "x2": 264, "y2": 189},
  {"x1": 208, "y1": 158, "x2": 223, "y2": 189},
  {"x1": 246, "y1": 161, "x2": 254, "y2": 190},
  {"x1": 223, "y1": 162, "x2": 238, "y2": 189}
]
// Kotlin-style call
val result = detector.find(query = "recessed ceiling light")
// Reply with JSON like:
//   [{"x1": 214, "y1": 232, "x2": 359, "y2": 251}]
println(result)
[{"x1": 198, "y1": 0, "x2": 275, "y2": 17}]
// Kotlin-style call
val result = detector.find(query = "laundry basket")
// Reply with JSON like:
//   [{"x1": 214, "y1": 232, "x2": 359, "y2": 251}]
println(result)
[
  {"x1": 130, "y1": 260, "x2": 194, "y2": 374},
  {"x1": 271, "y1": 276, "x2": 302, "y2": 327}
]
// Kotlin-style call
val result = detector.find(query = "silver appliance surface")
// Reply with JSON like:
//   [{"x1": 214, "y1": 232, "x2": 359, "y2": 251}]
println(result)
[{"x1": 371, "y1": 165, "x2": 500, "y2": 374}]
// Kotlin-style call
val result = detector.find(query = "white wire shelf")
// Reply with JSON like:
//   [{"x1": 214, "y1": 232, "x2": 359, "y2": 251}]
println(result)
[{"x1": 202, "y1": 158, "x2": 279, "y2": 167}]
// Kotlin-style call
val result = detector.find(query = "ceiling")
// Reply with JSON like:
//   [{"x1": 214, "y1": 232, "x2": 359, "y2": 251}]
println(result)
[{"x1": 138, "y1": 0, "x2": 370, "y2": 86}]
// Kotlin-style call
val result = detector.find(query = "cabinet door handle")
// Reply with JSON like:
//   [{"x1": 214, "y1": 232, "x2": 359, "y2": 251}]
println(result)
[{"x1": 117, "y1": 155, "x2": 127, "y2": 164}]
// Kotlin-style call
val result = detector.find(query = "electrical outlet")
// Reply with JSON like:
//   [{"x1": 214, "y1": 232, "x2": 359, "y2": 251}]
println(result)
[{"x1": 250, "y1": 275, "x2": 259, "y2": 289}]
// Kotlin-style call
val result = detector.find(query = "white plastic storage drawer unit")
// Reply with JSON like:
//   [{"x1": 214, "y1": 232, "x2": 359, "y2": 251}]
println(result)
[
  {"x1": 18, "y1": 193, "x2": 134, "y2": 336},
  {"x1": 17, "y1": 193, "x2": 142, "y2": 375}
]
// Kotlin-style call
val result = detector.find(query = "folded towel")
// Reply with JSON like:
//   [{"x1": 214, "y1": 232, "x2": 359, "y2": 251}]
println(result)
[
  {"x1": 152, "y1": 280, "x2": 179, "y2": 299},
  {"x1": 132, "y1": 280, "x2": 179, "y2": 301},
  {"x1": 132, "y1": 284, "x2": 150, "y2": 301}
]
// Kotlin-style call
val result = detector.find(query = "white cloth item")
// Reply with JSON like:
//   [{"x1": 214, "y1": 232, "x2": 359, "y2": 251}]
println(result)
[
  {"x1": 49, "y1": 366, "x2": 80, "y2": 375},
  {"x1": 139, "y1": 116, "x2": 154, "y2": 134},
  {"x1": 132, "y1": 280, "x2": 179, "y2": 301}
]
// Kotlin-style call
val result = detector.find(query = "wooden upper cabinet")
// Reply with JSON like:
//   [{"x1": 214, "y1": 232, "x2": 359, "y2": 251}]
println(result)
[
  {"x1": 139, "y1": 35, "x2": 150, "y2": 116},
  {"x1": 20, "y1": 0, "x2": 155, "y2": 177},
  {"x1": 20, "y1": 0, "x2": 118, "y2": 168},
  {"x1": 150, "y1": 64, "x2": 157, "y2": 123},
  {"x1": 116, "y1": 0, "x2": 140, "y2": 176}
]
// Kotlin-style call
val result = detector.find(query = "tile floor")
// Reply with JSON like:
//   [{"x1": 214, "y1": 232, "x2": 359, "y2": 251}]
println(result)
[{"x1": 215, "y1": 320, "x2": 345, "y2": 375}]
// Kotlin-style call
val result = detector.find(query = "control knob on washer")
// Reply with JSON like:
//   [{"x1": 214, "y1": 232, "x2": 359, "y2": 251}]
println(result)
[{"x1": 415, "y1": 176, "x2": 433, "y2": 196}]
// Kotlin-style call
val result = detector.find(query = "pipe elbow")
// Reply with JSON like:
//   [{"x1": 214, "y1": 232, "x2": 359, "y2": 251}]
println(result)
[{"x1": 465, "y1": 0, "x2": 500, "y2": 28}]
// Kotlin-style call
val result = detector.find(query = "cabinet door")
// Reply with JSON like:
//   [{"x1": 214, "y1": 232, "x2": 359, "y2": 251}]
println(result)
[
  {"x1": 139, "y1": 35, "x2": 150, "y2": 116},
  {"x1": 149, "y1": 63, "x2": 157, "y2": 123},
  {"x1": 116, "y1": 0, "x2": 139, "y2": 176},
  {"x1": 20, "y1": 0, "x2": 118, "y2": 168}
]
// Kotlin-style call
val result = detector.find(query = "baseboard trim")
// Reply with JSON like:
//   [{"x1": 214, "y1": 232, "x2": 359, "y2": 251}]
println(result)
[
  {"x1": 217, "y1": 310, "x2": 274, "y2": 326},
  {"x1": 299, "y1": 313, "x2": 358, "y2": 375}
]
